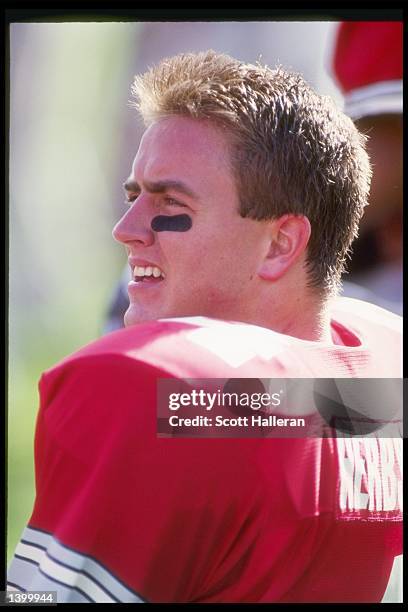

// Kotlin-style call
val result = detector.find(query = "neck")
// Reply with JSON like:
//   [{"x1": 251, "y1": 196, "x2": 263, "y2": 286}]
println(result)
[
  {"x1": 244, "y1": 286, "x2": 333, "y2": 343},
  {"x1": 273, "y1": 300, "x2": 332, "y2": 343}
]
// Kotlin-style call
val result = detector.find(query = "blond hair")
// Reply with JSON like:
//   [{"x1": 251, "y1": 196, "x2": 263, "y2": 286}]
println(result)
[{"x1": 131, "y1": 50, "x2": 371, "y2": 294}]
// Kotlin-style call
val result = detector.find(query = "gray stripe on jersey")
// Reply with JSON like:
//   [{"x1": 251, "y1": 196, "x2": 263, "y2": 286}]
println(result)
[
  {"x1": 8, "y1": 556, "x2": 91, "y2": 603},
  {"x1": 7, "y1": 526, "x2": 145, "y2": 603}
]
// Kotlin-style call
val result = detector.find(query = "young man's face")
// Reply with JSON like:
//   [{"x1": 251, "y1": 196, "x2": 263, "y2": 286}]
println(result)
[{"x1": 113, "y1": 116, "x2": 271, "y2": 327}]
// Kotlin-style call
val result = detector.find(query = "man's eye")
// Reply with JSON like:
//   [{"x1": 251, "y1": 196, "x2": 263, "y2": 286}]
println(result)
[
  {"x1": 164, "y1": 197, "x2": 186, "y2": 207},
  {"x1": 124, "y1": 194, "x2": 139, "y2": 206}
]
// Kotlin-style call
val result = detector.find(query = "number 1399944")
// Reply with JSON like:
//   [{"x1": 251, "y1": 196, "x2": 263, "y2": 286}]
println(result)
[{"x1": 2, "y1": 591, "x2": 57, "y2": 605}]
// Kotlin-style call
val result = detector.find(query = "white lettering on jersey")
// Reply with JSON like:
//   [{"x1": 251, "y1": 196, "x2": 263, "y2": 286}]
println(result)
[
  {"x1": 363, "y1": 438, "x2": 382, "y2": 511},
  {"x1": 337, "y1": 435, "x2": 402, "y2": 513},
  {"x1": 337, "y1": 436, "x2": 355, "y2": 510}
]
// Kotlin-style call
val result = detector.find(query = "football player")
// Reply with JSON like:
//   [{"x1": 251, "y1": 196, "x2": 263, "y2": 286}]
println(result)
[{"x1": 8, "y1": 50, "x2": 402, "y2": 603}]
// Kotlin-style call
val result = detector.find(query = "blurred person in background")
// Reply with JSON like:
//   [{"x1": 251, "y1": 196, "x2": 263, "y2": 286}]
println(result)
[
  {"x1": 333, "y1": 21, "x2": 403, "y2": 315},
  {"x1": 8, "y1": 51, "x2": 402, "y2": 603}
]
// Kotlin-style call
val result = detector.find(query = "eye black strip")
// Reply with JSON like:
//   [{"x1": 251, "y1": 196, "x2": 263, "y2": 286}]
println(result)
[{"x1": 151, "y1": 214, "x2": 192, "y2": 232}]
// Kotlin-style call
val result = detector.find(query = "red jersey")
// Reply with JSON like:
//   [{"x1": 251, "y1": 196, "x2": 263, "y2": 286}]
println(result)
[{"x1": 8, "y1": 298, "x2": 402, "y2": 602}]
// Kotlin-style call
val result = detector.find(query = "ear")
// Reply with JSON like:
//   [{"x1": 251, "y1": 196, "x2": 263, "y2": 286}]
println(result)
[{"x1": 258, "y1": 214, "x2": 311, "y2": 281}]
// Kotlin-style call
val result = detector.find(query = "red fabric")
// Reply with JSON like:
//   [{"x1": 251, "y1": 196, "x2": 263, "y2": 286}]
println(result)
[
  {"x1": 333, "y1": 22, "x2": 403, "y2": 93},
  {"x1": 29, "y1": 299, "x2": 402, "y2": 602}
]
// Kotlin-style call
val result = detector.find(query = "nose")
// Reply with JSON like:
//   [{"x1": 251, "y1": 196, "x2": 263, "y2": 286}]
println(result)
[{"x1": 112, "y1": 200, "x2": 155, "y2": 247}]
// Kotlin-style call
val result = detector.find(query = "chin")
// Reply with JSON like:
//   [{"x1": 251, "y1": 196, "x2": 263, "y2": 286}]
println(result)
[
  {"x1": 124, "y1": 302, "x2": 173, "y2": 327},
  {"x1": 124, "y1": 302, "x2": 202, "y2": 327},
  {"x1": 124, "y1": 306, "x2": 151, "y2": 328}
]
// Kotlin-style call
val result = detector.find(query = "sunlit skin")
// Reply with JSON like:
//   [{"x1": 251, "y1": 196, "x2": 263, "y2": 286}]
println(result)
[{"x1": 113, "y1": 116, "x2": 331, "y2": 342}]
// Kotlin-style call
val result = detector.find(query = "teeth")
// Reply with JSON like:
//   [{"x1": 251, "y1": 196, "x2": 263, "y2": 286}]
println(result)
[{"x1": 133, "y1": 265, "x2": 165, "y2": 280}]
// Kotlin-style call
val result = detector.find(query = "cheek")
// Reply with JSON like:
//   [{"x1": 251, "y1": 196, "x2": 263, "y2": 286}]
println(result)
[
  {"x1": 156, "y1": 228, "x2": 206, "y2": 258},
  {"x1": 157, "y1": 223, "x2": 259, "y2": 285},
  {"x1": 158, "y1": 231, "x2": 206, "y2": 269}
]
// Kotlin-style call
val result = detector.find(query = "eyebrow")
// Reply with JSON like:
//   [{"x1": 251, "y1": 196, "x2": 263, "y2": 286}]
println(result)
[{"x1": 123, "y1": 178, "x2": 200, "y2": 201}]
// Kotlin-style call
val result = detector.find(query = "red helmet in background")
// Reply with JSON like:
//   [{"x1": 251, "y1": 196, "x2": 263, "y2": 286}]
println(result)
[{"x1": 333, "y1": 22, "x2": 402, "y2": 119}]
